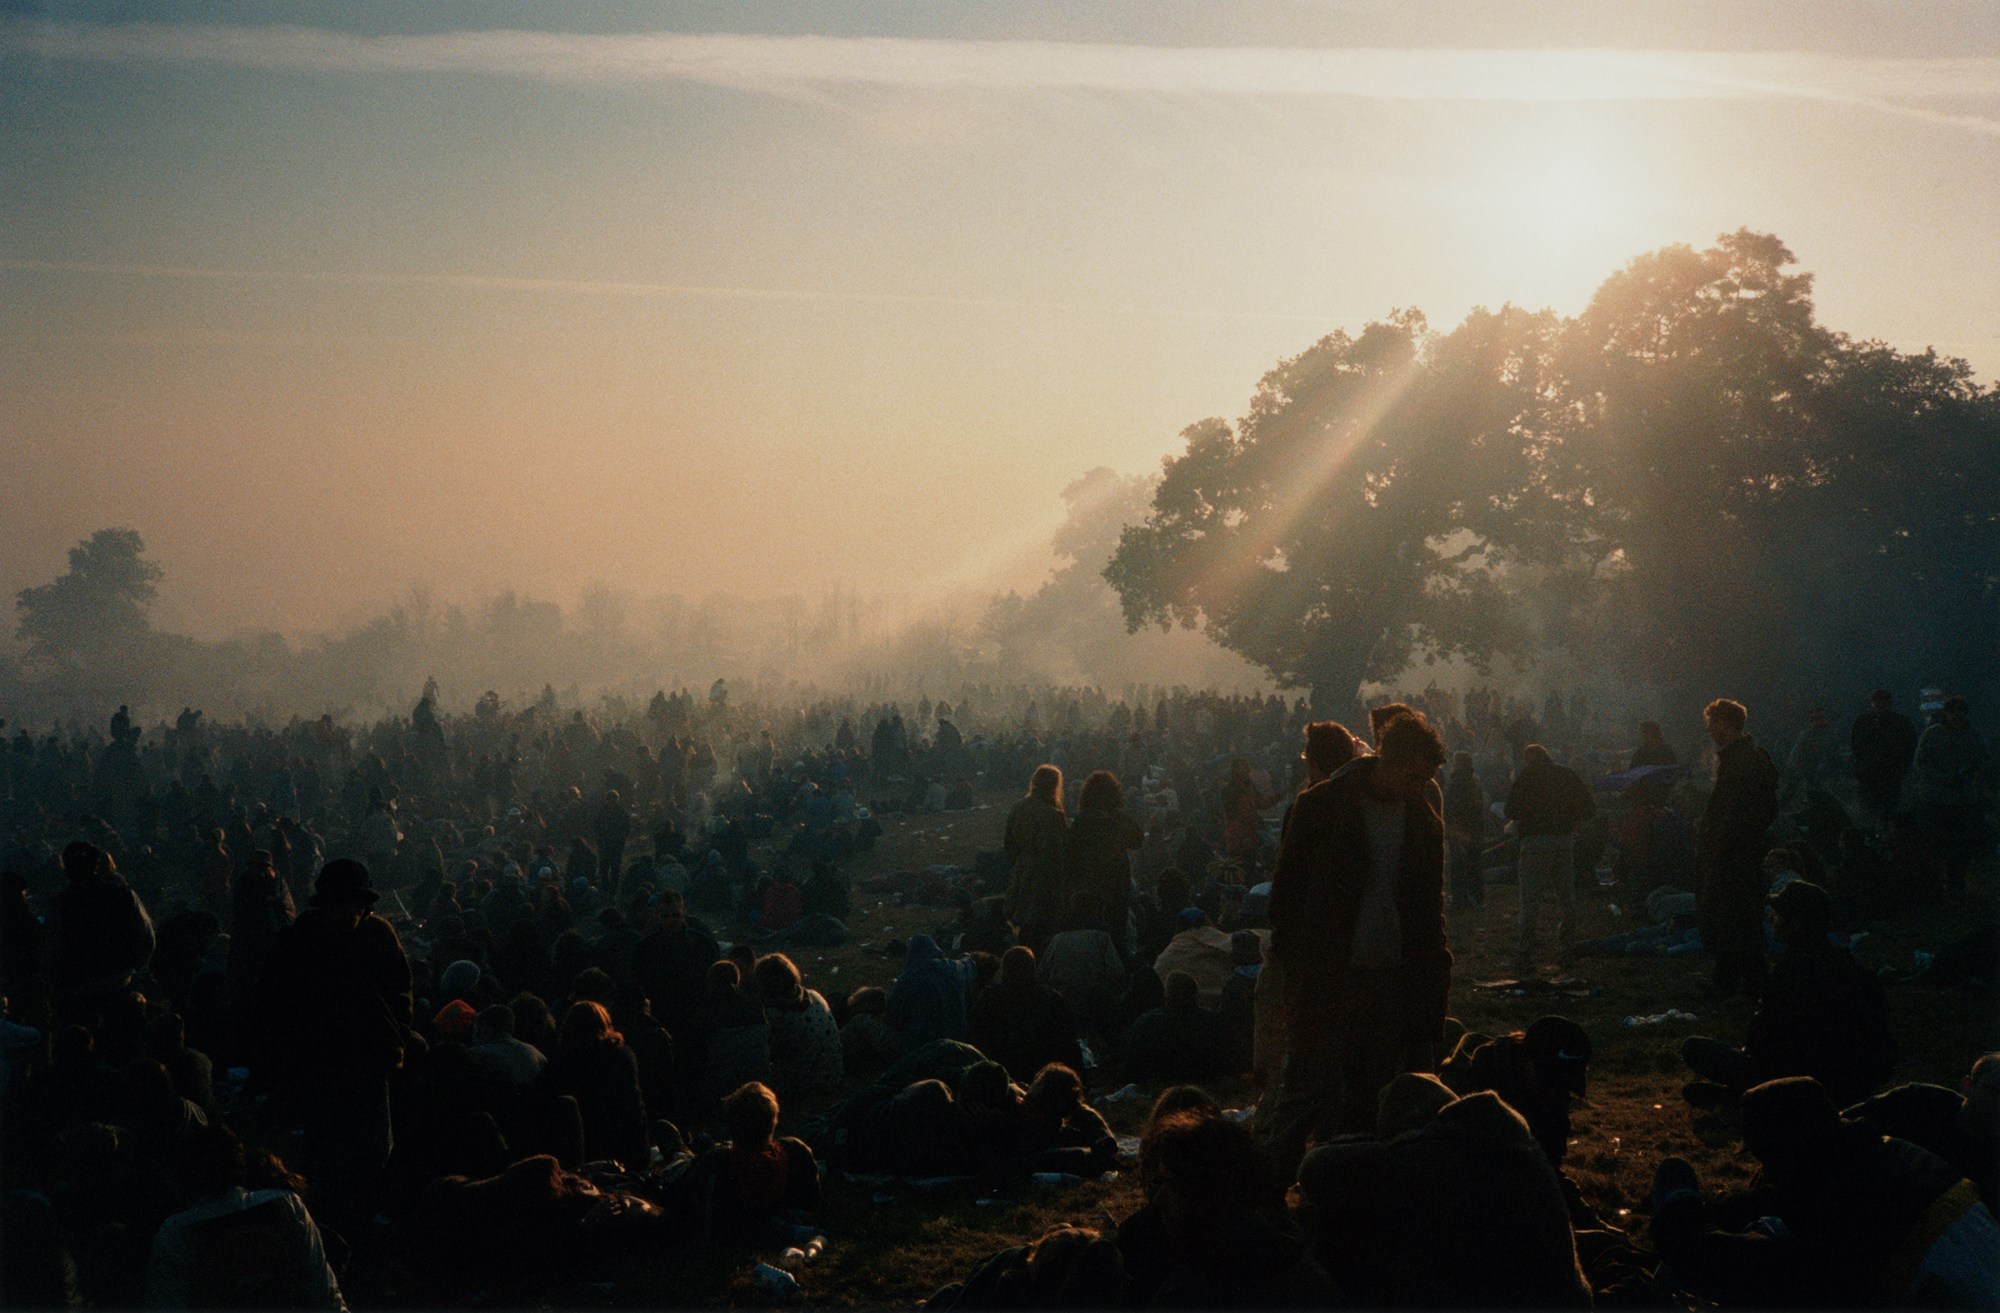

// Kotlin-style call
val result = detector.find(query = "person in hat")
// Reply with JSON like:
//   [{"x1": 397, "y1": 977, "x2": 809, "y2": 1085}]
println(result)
[
  {"x1": 1680, "y1": 879, "x2": 1896, "y2": 1107},
  {"x1": 1649, "y1": 1076, "x2": 2000, "y2": 1308},
  {"x1": 1440, "y1": 1015, "x2": 1592, "y2": 1174},
  {"x1": 252, "y1": 859, "x2": 413, "y2": 1222}
]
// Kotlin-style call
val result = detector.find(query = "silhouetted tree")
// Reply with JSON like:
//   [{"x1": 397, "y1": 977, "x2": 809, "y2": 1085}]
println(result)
[{"x1": 15, "y1": 529, "x2": 163, "y2": 698}]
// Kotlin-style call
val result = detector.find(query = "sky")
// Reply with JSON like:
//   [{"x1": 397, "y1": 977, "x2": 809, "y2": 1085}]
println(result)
[{"x1": 4, "y1": 1, "x2": 1997, "y2": 640}]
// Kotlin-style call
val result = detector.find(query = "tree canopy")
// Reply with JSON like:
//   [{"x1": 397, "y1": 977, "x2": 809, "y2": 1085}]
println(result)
[
  {"x1": 1107, "y1": 231, "x2": 2000, "y2": 713},
  {"x1": 16, "y1": 528, "x2": 163, "y2": 671}
]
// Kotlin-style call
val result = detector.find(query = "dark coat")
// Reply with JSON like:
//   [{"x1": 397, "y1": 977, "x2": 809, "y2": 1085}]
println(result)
[
  {"x1": 537, "y1": 1041, "x2": 649, "y2": 1170},
  {"x1": 1504, "y1": 760, "x2": 1596, "y2": 838},
  {"x1": 254, "y1": 909, "x2": 413, "y2": 1085},
  {"x1": 1696, "y1": 736, "x2": 1780, "y2": 936},
  {"x1": 1746, "y1": 940, "x2": 1897, "y2": 1104},
  {"x1": 1267, "y1": 758, "x2": 1451, "y2": 1049},
  {"x1": 1298, "y1": 1091, "x2": 1590, "y2": 1309},
  {"x1": 967, "y1": 979, "x2": 1081, "y2": 1085},
  {"x1": 1059, "y1": 809, "x2": 1142, "y2": 936}
]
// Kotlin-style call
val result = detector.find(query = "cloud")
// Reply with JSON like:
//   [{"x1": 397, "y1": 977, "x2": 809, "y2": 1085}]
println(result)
[
  {"x1": 3, "y1": 17, "x2": 1998, "y2": 132},
  {"x1": 0, "y1": 257, "x2": 1355, "y2": 323}
]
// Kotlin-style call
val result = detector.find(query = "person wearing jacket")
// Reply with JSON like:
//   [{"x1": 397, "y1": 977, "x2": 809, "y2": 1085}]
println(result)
[
  {"x1": 1058, "y1": 771, "x2": 1142, "y2": 948},
  {"x1": 1504, "y1": 745, "x2": 1597, "y2": 977},
  {"x1": 1261, "y1": 711, "x2": 1452, "y2": 1180},
  {"x1": 1696, "y1": 699, "x2": 1781, "y2": 999},
  {"x1": 1003, "y1": 766, "x2": 1068, "y2": 954},
  {"x1": 253, "y1": 859, "x2": 412, "y2": 1222}
]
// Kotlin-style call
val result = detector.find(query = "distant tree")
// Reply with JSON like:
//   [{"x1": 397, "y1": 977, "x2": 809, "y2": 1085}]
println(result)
[
  {"x1": 1106, "y1": 307, "x2": 1572, "y2": 711},
  {"x1": 15, "y1": 528, "x2": 163, "y2": 677}
]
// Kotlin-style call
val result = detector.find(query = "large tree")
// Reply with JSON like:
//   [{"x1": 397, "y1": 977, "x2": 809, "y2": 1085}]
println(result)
[
  {"x1": 16, "y1": 528, "x2": 164, "y2": 685},
  {"x1": 1106, "y1": 306, "x2": 1578, "y2": 711},
  {"x1": 1108, "y1": 231, "x2": 1999, "y2": 714}
]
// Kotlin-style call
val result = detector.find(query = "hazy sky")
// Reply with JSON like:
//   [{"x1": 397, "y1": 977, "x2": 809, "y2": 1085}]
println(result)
[{"x1": 5, "y1": 1, "x2": 1997, "y2": 639}]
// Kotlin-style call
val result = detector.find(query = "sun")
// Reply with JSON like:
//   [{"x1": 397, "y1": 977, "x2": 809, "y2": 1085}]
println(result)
[{"x1": 1499, "y1": 140, "x2": 1622, "y2": 252}]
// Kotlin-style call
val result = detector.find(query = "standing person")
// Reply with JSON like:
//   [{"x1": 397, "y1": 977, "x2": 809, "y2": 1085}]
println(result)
[
  {"x1": 1261, "y1": 711, "x2": 1452, "y2": 1180},
  {"x1": 1004, "y1": 766, "x2": 1068, "y2": 955},
  {"x1": 1060, "y1": 771, "x2": 1143, "y2": 948},
  {"x1": 252, "y1": 859, "x2": 412, "y2": 1224},
  {"x1": 1504, "y1": 745, "x2": 1596, "y2": 978},
  {"x1": 1630, "y1": 719, "x2": 1677, "y2": 769},
  {"x1": 45, "y1": 842, "x2": 155, "y2": 1024},
  {"x1": 1850, "y1": 689, "x2": 1918, "y2": 832},
  {"x1": 227, "y1": 850, "x2": 294, "y2": 1048},
  {"x1": 592, "y1": 790, "x2": 633, "y2": 899},
  {"x1": 1915, "y1": 696, "x2": 1990, "y2": 898},
  {"x1": 1220, "y1": 759, "x2": 1279, "y2": 875},
  {"x1": 1443, "y1": 752, "x2": 1488, "y2": 912},
  {"x1": 1695, "y1": 699, "x2": 1780, "y2": 1001}
]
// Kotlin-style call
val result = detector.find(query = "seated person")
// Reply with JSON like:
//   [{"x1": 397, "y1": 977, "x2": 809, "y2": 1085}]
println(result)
[
  {"x1": 886, "y1": 934, "x2": 975, "y2": 1047},
  {"x1": 1440, "y1": 1015, "x2": 1591, "y2": 1171},
  {"x1": 755, "y1": 953, "x2": 843, "y2": 1098},
  {"x1": 1298, "y1": 1079, "x2": 1591, "y2": 1309},
  {"x1": 1681, "y1": 881, "x2": 1897, "y2": 1108},
  {"x1": 838, "y1": 985, "x2": 908, "y2": 1077},
  {"x1": 967, "y1": 947, "x2": 1082, "y2": 1084},
  {"x1": 147, "y1": 1126, "x2": 346, "y2": 1310},
  {"x1": 928, "y1": 1224, "x2": 1127, "y2": 1309},
  {"x1": 1650, "y1": 1077, "x2": 1999, "y2": 1308},
  {"x1": 1845, "y1": 1052, "x2": 2000, "y2": 1215},
  {"x1": 959, "y1": 1062, "x2": 1117, "y2": 1181},
  {"x1": 1120, "y1": 1107, "x2": 1332, "y2": 1307},
  {"x1": 1119, "y1": 970, "x2": 1241, "y2": 1084},
  {"x1": 689, "y1": 1081, "x2": 822, "y2": 1246}
]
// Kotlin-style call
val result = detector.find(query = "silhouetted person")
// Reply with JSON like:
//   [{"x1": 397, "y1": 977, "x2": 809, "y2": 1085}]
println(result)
[
  {"x1": 253, "y1": 859, "x2": 412, "y2": 1222},
  {"x1": 1695, "y1": 698, "x2": 1780, "y2": 999},
  {"x1": 1850, "y1": 689, "x2": 1917, "y2": 829}
]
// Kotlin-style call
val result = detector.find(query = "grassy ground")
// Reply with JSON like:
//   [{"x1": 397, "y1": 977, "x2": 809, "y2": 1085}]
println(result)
[{"x1": 569, "y1": 789, "x2": 2000, "y2": 1307}]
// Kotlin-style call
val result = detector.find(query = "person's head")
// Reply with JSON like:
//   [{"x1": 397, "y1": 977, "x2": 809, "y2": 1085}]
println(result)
[
  {"x1": 1147, "y1": 1085, "x2": 1221, "y2": 1127},
  {"x1": 1374, "y1": 713, "x2": 1447, "y2": 800},
  {"x1": 1156, "y1": 866, "x2": 1188, "y2": 911},
  {"x1": 1767, "y1": 880, "x2": 1833, "y2": 943},
  {"x1": 721, "y1": 1080, "x2": 780, "y2": 1149},
  {"x1": 310, "y1": 858, "x2": 379, "y2": 927},
  {"x1": 1375, "y1": 1071, "x2": 1456, "y2": 1138},
  {"x1": 1639, "y1": 718, "x2": 1665, "y2": 742},
  {"x1": 1943, "y1": 695, "x2": 1970, "y2": 728},
  {"x1": 999, "y1": 945, "x2": 1038, "y2": 988},
  {"x1": 1079, "y1": 770, "x2": 1123, "y2": 813},
  {"x1": 440, "y1": 959, "x2": 481, "y2": 1001},
  {"x1": 1869, "y1": 689, "x2": 1894, "y2": 711},
  {"x1": 1141, "y1": 1111, "x2": 1274, "y2": 1241},
  {"x1": 559, "y1": 999, "x2": 621, "y2": 1051},
  {"x1": 1018, "y1": 1226, "x2": 1125, "y2": 1307},
  {"x1": 473, "y1": 1004, "x2": 516, "y2": 1045},
  {"x1": 174, "y1": 1124, "x2": 250, "y2": 1204},
  {"x1": 1028, "y1": 765, "x2": 1063, "y2": 802},
  {"x1": 705, "y1": 958, "x2": 742, "y2": 1001},
  {"x1": 726, "y1": 942, "x2": 757, "y2": 980},
  {"x1": 1163, "y1": 970, "x2": 1201, "y2": 1013},
  {"x1": 1303, "y1": 721, "x2": 1359, "y2": 778},
  {"x1": 59, "y1": 841, "x2": 100, "y2": 883},
  {"x1": 1451, "y1": 750, "x2": 1474, "y2": 773},
  {"x1": 1369, "y1": 702, "x2": 1417, "y2": 745},
  {"x1": 1521, "y1": 1016, "x2": 1592, "y2": 1099},
  {"x1": 1960, "y1": 1052, "x2": 2000, "y2": 1142},
  {"x1": 957, "y1": 1060, "x2": 1015, "y2": 1110},
  {"x1": 1703, "y1": 698, "x2": 1748, "y2": 749},
  {"x1": 753, "y1": 952, "x2": 804, "y2": 1006},
  {"x1": 845, "y1": 984, "x2": 887, "y2": 1017},
  {"x1": 1522, "y1": 743, "x2": 1552, "y2": 768},
  {"x1": 1026, "y1": 1063, "x2": 1084, "y2": 1117},
  {"x1": 1740, "y1": 1077, "x2": 1845, "y2": 1181},
  {"x1": 655, "y1": 888, "x2": 688, "y2": 932}
]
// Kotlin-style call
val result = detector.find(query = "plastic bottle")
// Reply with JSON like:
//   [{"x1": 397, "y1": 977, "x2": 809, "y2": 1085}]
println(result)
[
  {"x1": 803, "y1": 1236, "x2": 826, "y2": 1263},
  {"x1": 751, "y1": 1263, "x2": 801, "y2": 1296}
]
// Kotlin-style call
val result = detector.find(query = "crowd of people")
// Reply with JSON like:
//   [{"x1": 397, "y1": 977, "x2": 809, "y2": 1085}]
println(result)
[{"x1": 0, "y1": 677, "x2": 1994, "y2": 1307}]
